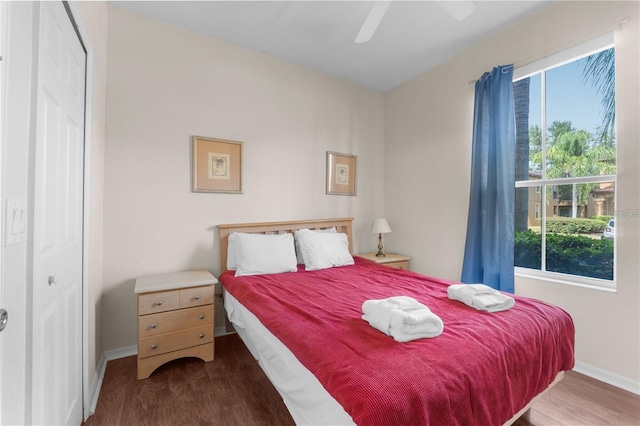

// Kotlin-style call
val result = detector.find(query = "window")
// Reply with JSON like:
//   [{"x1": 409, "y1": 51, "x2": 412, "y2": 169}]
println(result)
[{"x1": 513, "y1": 33, "x2": 616, "y2": 288}]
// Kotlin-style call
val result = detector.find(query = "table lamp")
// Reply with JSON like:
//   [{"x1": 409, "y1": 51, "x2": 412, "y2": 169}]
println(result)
[{"x1": 371, "y1": 218, "x2": 392, "y2": 257}]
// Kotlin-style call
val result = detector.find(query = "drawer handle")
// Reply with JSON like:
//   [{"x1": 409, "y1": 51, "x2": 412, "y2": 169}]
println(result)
[
  {"x1": 151, "y1": 344, "x2": 157, "y2": 350},
  {"x1": 199, "y1": 314, "x2": 205, "y2": 320},
  {"x1": 155, "y1": 301, "x2": 162, "y2": 307},
  {"x1": 199, "y1": 333, "x2": 205, "y2": 339},
  {"x1": 151, "y1": 323, "x2": 157, "y2": 329},
  {"x1": 194, "y1": 295, "x2": 200, "y2": 301}
]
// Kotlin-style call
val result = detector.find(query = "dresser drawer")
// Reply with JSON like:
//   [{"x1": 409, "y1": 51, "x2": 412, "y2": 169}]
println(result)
[
  {"x1": 180, "y1": 286, "x2": 214, "y2": 308},
  {"x1": 138, "y1": 305, "x2": 214, "y2": 337},
  {"x1": 138, "y1": 290, "x2": 180, "y2": 315},
  {"x1": 384, "y1": 261, "x2": 409, "y2": 270},
  {"x1": 138, "y1": 324, "x2": 214, "y2": 359}
]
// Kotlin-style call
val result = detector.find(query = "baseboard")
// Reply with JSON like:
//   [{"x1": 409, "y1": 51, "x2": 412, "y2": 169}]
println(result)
[
  {"x1": 88, "y1": 353, "x2": 106, "y2": 416},
  {"x1": 87, "y1": 345, "x2": 137, "y2": 416},
  {"x1": 104, "y1": 344, "x2": 138, "y2": 361},
  {"x1": 574, "y1": 361, "x2": 640, "y2": 395},
  {"x1": 215, "y1": 325, "x2": 235, "y2": 337}
]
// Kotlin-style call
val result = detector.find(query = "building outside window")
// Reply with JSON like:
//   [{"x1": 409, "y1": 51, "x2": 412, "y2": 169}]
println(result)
[{"x1": 513, "y1": 33, "x2": 616, "y2": 288}]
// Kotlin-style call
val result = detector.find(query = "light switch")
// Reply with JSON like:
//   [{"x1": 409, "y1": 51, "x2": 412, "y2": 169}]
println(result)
[{"x1": 5, "y1": 199, "x2": 27, "y2": 245}]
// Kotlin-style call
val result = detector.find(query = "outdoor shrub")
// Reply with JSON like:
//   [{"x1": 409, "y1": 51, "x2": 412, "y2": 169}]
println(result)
[
  {"x1": 591, "y1": 215, "x2": 614, "y2": 223},
  {"x1": 546, "y1": 217, "x2": 607, "y2": 234},
  {"x1": 514, "y1": 230, "x2": 541, "y2": 269},
  {"x1": 514, "y1": 231, "x2": 613, "y2": 280}
]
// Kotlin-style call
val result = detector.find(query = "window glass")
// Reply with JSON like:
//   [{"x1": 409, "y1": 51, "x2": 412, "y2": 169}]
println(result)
[
  {"x1": 544, "y1": 182, "x2": 615, "y2": 280},
  {"x1": 514, "y1": 192, "x2": 542, "y2": 271},
  {"x1": 514, "y1": 45, "x2": 615, "y2": 285}
]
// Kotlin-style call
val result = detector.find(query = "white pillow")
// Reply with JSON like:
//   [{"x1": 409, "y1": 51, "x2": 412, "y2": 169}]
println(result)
[
  {"x1": 234, "y1": 233, "x2": 298, "y2": 277},
  {"x1": 296, "y1": 229, "x2": 354, "y2": 271},
  {"x1": 294, "y1": 227, "x2": 337, "y2": 264},
  {"x1": 227, "y1": 232, "x2": 240, "y2": 270}
]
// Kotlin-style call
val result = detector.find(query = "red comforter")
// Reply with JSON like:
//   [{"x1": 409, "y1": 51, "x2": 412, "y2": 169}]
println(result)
[{"x1": 220, "y1": 257, "x2": 575, "y2": 426}]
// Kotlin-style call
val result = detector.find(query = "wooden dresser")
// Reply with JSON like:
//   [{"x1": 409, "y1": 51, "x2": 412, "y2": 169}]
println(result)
[
  {"x1": 135, "y1": 269, "x2": 217, "y2": 380},
  {"x1": 357, "y1": 252, "x2": 411, "y2": 270}
]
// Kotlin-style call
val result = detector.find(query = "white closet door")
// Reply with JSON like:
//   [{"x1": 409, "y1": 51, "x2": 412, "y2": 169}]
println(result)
[{"x1": 31, "y1": 1, "x2": 86, "y2": 425}]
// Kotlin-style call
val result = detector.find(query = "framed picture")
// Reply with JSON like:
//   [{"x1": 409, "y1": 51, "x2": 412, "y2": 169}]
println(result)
[
  {"x1": 192, "y1": 136, "x2": 243, "y2": 193},
  {"x1": 326, "y1": 151, "x2": 357, "y2": 196}
]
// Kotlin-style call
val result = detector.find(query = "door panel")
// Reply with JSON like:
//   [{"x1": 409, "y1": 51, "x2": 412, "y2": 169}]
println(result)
[
  {"x1": 32, "y1": 2, "x2": 85, "y2": 425},
  {"x1": 63, "y1": 281, "x2": 81, "y2": 421},
  {"x1": 40, "y1": 89, "x2": 60, "y2": 253}
]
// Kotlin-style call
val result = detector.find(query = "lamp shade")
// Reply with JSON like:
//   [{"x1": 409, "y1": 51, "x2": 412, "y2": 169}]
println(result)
[{"x1": 371, "y1": 218, "x2": 392, "y2": 234}]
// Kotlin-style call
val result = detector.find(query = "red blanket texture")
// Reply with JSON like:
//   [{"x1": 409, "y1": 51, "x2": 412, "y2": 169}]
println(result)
[{"x1": 220, "y1": 257, "x2": 575, "y2": 426}]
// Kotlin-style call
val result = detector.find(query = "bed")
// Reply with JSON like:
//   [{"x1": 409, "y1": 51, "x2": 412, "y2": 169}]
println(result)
[{"x1": 217, "y1": 218, "x2": 575, "y2": 425}]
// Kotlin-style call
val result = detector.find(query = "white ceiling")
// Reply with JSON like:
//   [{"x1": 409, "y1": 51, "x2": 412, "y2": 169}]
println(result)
[{"x1": 111, "y1": 1, "x2": 554, "y2": 91}]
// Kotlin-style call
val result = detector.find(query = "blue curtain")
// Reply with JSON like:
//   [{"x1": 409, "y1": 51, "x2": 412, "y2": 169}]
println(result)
[{"x1": 461, "y1": 65, "x2": 515, "y2": 293}]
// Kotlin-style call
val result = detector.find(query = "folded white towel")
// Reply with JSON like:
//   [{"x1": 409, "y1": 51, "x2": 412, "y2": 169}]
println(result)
[
  {"x1": 362, "y1": 296, "x2": 444, "y2": 342},
  {"x1": 362, "y1": 299, "x2": 396, "y2": 333},
  {"x1": 388, "y1": 307, "x2": 444, "y2": 342},
  {"x1": 362, "y1": 296, "x2": 422, "y2": 331},
  {"x1": 447, "y1": 284, "x2": 515, "y2": 313}
]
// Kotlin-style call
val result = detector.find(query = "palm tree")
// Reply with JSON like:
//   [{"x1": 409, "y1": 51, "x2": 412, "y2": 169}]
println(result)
[
  {"x1": 582, "y1": 48, "x2": 615, "y2": 137},
  {"x1": 546, "y1": 128, "x2": 615, "y2": 217},
  {"x1": 513, "y1": 78, "x2": 530, "y2": 232},
  {"x1": 528, "y1": 125, "x2": 542, "y2": 171},
  {"x1": 547, "y1": 120, "x2": 574, "y2": 143}
]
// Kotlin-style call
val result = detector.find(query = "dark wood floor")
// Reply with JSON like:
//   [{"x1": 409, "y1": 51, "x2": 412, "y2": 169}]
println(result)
[
  {"x1": 85, "y1": 333, "x2": 639, "y2": 426},
  {"x1": 84, "y1": 334, "x2": 295, "y2": 426}
]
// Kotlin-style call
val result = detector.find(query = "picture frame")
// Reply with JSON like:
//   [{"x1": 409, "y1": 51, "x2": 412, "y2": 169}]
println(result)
[
  {"x1": 326, "y1": 151, "x2": 357, "y2": 196},
  {"x1": 192, "y1": 136, "x2": 243, "y2": 193}
]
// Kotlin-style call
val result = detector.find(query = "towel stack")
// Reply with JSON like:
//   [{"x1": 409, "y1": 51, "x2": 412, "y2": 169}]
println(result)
[
  {"x1": 362, "y1": 296, "x2": 444, "y2": 342},
  {"x1": 447, "y1": 284, "x2": 515, "y2": 313}
]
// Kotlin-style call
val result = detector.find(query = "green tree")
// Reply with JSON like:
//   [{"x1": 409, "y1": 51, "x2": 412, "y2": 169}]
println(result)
[
  {"x1": 547, "y1": 129, "x2": 591, "y2": 178},
  {"x1": 529, "y1": 124, "x2": 542, "y2": 172},
  {"x1": 547, "y1": 120, "x2": 574, "y2": 143},
  {"x1": 546, "y1": 128, "x2": 615, "y2": 217},
  {"x1": 514, "y1": 78, "x2": 530, "y2": 232},
  {"x1": 582, "y1": 48, "x2": 615, "y2": 137}
]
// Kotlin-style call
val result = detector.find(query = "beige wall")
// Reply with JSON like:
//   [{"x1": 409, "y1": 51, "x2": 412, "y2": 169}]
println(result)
[
  {"x1": 103, "y1": 6, "x2": 386, "y2": 352},
  {"x1": 72, "y1": 0, "x2": 108, "y2": 395},
  {"x1": 386, "y1": 1, "x2": 639, "y2": 389}
]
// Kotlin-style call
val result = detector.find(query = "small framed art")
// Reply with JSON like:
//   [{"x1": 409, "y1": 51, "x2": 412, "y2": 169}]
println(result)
[
  {"x1": 192, "y1": 136, "x2": 243, "y2": 193},
  {"x1": 326, "y1": 151, "x2": 357, "y2": 196}
]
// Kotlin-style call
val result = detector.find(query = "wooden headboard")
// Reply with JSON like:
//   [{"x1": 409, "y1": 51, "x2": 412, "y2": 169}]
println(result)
[{"x1": 217, "y1": 218, "x2": 354, "y2": 273}]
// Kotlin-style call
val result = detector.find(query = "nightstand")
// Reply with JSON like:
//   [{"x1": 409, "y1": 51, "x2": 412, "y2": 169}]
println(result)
[
  {"x1": 135, "y1": 269, "x2": 217, "y2": 379},
  {"x1": 358, "y1": 253, "x2": 411, "y2": 270}
]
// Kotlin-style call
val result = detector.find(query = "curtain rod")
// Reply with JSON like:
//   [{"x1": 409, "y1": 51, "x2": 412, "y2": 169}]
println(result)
[{"x1": 468, "y1": 15, "x2": 630, "y2": 85}]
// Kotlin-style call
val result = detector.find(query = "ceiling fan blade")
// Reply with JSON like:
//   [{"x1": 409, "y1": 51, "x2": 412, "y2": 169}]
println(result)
[
  {"x1": 437, "y1": 0, "x2": 477, "y2": 21},
  {"x1": 355, "y1": 1, "x2": 392, "y2": 44}
]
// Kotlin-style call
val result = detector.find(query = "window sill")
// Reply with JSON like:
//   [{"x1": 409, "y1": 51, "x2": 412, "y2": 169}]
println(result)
[{"x1": 515, "y1": 267, "x2": 616, "y2": 293}]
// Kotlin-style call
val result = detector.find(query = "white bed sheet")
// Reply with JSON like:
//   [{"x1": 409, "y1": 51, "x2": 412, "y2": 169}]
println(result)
[{"x1": 224, "y1": 290, "x2": 355, "y2": 426}]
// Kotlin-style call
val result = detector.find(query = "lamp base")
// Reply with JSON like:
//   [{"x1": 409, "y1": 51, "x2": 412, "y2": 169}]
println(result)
[{"x1": 376, "y1": 233, "x2": 385, "y2": 257}]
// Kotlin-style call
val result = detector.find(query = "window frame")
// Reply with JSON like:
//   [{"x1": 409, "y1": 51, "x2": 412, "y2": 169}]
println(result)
[{"x1": 513, "y1": 33, "x2": 617, "y2": 290}]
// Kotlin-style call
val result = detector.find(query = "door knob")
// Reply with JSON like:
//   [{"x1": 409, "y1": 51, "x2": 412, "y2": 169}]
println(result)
[
  {"x1": 48, "y1": 275, "x2": 57, "y2": 286},
  {"x1": 0, "y1": 309, "x2": 8, "y2": 332}
]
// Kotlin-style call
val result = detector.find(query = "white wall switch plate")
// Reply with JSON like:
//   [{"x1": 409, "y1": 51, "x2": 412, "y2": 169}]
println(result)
[{"x1": 5, "y1": 199, "x2": 27, "y2": 245}]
